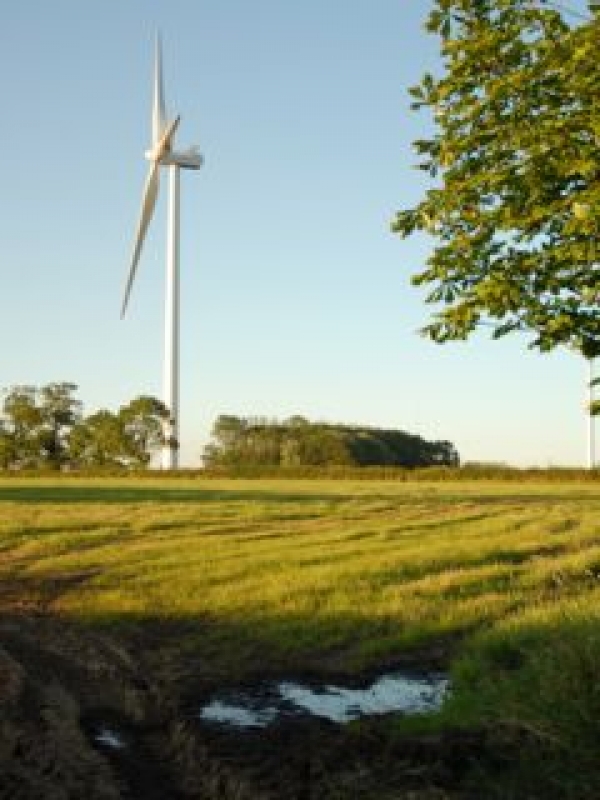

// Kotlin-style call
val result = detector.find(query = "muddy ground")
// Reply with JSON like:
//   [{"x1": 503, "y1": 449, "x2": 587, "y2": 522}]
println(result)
[{"x1": 0, "y1": 610, "x2": 499, "y2": 799}]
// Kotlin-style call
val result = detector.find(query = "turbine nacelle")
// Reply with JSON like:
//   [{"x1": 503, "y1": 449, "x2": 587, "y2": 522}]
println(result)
[
  {"x1": 145, "y1": 114, "x2": 202, "y2": 169},
  {"x1": 145, "y1": 146, "x2": 203, "y2": 170}
]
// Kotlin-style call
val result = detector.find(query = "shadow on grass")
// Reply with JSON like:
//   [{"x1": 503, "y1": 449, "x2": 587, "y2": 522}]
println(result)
[
  {"x1": 0, "y1": 567, "x2": 457, "y2": 684},
  {"x1": 1, "y1": 482, "x2": 597, "y2": 508},
  {"x1": 0, "y1": 485, "x2": 350, "y2": 505}
]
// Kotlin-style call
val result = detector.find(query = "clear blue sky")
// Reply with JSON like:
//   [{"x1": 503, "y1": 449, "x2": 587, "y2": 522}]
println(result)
[{"x1": 0, "y1": 0, "x2": 596, "y2": 467}]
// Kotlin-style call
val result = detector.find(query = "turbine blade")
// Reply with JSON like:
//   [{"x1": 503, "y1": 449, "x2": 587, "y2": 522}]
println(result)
[
  {"x1": 156, "y1": 114, "x2": 180, "y2": 158},
  {"x1": 152, "y1": 33, "x2": 167, "y2": 145},
  {"x1": 148, "y1": 114, "x2": 180, "y2": 163},
  {"x1": 121, "y1": 162, "x2": 160, "y2": 318}
]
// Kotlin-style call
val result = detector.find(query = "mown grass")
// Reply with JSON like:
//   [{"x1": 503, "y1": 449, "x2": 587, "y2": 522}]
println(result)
[{"x1": 2, "y1": 476, "x2": 600, "y2": 797}]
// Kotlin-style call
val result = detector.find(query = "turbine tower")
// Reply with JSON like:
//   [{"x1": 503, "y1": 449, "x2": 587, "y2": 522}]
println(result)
[
  {"x1": 121, "y1": 35, "x2": 202, "y2": 469},
  {"x1": 588, "y1": 358, "x2": 596, "y2": 470}
]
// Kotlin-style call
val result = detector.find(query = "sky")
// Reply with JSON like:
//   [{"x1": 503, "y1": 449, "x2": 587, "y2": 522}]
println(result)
[{"x1": 0, "y1": 0, "x2": 596, "y2": 468}]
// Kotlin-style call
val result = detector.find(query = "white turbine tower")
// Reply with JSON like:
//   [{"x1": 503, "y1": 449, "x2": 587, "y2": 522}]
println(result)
[
  {"x1": 588, "y1": 358, "x2": 596, "y2": 469},
  {"x1": 121, "y1": 36, "x2": 202, "y2": 469}
]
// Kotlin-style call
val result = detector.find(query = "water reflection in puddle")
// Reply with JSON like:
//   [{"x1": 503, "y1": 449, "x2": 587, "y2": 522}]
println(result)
[
  {"x1": 200, "y1": 673, "x2": 449, "y2": 729},
  {"x1": 94, "y1": 728, "x2": 127, "y2": 749},
  {"x1": 200, "y1": 700, "x2": 280, "y2": 729}
]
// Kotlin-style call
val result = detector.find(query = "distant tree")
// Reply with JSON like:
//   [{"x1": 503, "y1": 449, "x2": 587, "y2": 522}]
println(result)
[
  {"x1": 286, "y1": 415, "x2": 309, "y2": 428},
  {"x1": 118, "y1": 395, "x2": 169, "y2": 466},
  {"x1": 203, "y1": 416, "x2": 459, "y2": 468},
  {"x1": 212, "y1": 415, "x2": 247, "y2": 447},
  {"x1": 0, "y1": 383, "x2": 80, "y2": 468},
  {"x1": 0, "y1": 383, "x2": 167, "y2": 470},
  {"x1": 291, "y1": 426, "x2": 353, "y2": 466},
  {"x1": 68, "y1": 410, "x2": 125, "y2": 467},
  {"x1": 69, "y1": 396, "x2": 168, "y2": 468},
  {"x1": 244, "y1": 425, "x2": 283, "y2": 465},
  {"x1": 393, "y1": 0, "x2": 600, "y2": 356},
  {"x1": 423, "y1": 439, "x2": 460, "y2": 467},
  {"x1": 37, "y1": 382, "x2": 82, "y2": 467},
  {"x1": 0, "y1": 420, "x2": 15, "y2": 469},
  {"x1": 205, "y1": 415, "x2": 256, "y2": 466},
  {"x1": 0, "y1": 382, "x2": 81, "y2": 469},
  {"x1": 1, "y1": 386, "x2": 42, "y2": 467},
  {"x1": 348, "y1": 430, "x2": 397, "y2": 466},
  {"x1": 280, "y1": 435, "x2": 302, "y2": 466}
]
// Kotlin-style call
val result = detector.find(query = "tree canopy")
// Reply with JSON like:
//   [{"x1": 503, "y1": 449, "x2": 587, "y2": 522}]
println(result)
[
  {"x1": 203, "y1": 415, "x2": 459, "y2": 468},
  {"x1": 0, "y1": 383, "x2": 81, "y2": 469},
  {"x1": 393, "y1": 0, "x2": 600, "y2": 356},
  {"x1": 0, "y1": 383, "x2": 168, "y2": 470}
]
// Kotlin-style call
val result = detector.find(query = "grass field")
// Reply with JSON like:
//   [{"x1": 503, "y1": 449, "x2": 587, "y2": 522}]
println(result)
[{"x1": 2, "y1": 476, "x2": 600, "y2": 797}]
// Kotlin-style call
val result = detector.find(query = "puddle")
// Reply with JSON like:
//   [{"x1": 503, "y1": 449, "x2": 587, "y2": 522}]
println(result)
[
  {"x1": 200, "y1": 700, "x2": 280, "y2": 729},
  {"x1": 200, "y1": 672, "x2": 449, "y2": 729},
  {"x1": 278, "y1": 674, "x2": 447, "y2": 722},
  {"x1": 93, "y1": 728, "x2": 127, "y2": 749}
]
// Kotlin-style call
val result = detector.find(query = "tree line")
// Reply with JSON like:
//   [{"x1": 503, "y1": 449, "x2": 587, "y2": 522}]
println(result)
[
  {"x1": 203, "y1": 415, "x2": 459, "y2": 468},
  {"x1": 0, "y1": 382, "x2": 169, "y2": 470},
  {"x1": 0, "y1": 385, "x2": 459, "y2": 471}
]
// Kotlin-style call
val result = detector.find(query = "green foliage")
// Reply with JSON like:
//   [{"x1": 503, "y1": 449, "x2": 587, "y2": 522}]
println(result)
[
  {"x1": 393, "y1": 0, "x2": 600, "y2": 355},
  {"x1": 68, "y1": 410, "x2": 126, "y2": 467},
  {"x1": 0, "y1": 383, "x2": 166, "y2": 470},
  {"x1": 0, "y1": 383, "x2": 81, "y2": 469},
  {"x1": 118, "y1": 395, "x2": 169, "y2": 465},
  {"x1": 37, "y1": 382, "x2": 82, "y2": 467},
  {"x1": 203, "y1": 415, "x2": 460, "y2": 468}
]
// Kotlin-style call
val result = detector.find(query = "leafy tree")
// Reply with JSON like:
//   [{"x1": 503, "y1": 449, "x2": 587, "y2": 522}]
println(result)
[
  {"x1": 0, "y1": 382, "x2": 82, "y2": 468},
  {"x1": 0, "y1": 419, "x2": 15, "y2": 469},
  {"x1": 1, "y1": 386, "x2": 42, "y2": 467},
  {"x1": 68, "y1": 410, "x2": 125, "y2": 467},
  {"x1": 393, "y1": 0, "x2": 600, "y2": 356},
  {"x1": 37, "y1": 382, "x2": 82, "y2": 467},
  {"x1": 69, "y1": 397, "x2": 169, "y2": 468},
  {"x1": 290, "y1": 427, "x2": 353, "y2": 466},
  {"x1": 118, "y1": 395, "x2": 169, "y2": 466},
  {"x1": 0, "y1": 383, "x2": 166, "y2": 470}
]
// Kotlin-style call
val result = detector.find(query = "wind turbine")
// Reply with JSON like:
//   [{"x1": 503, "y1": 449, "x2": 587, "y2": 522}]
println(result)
[
  {"x1": 121, "y1": 35, "x2": 202, "y2": 469},
  {"x1": 587, "y1": 358, "x2": 596, "y2": 469}
]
